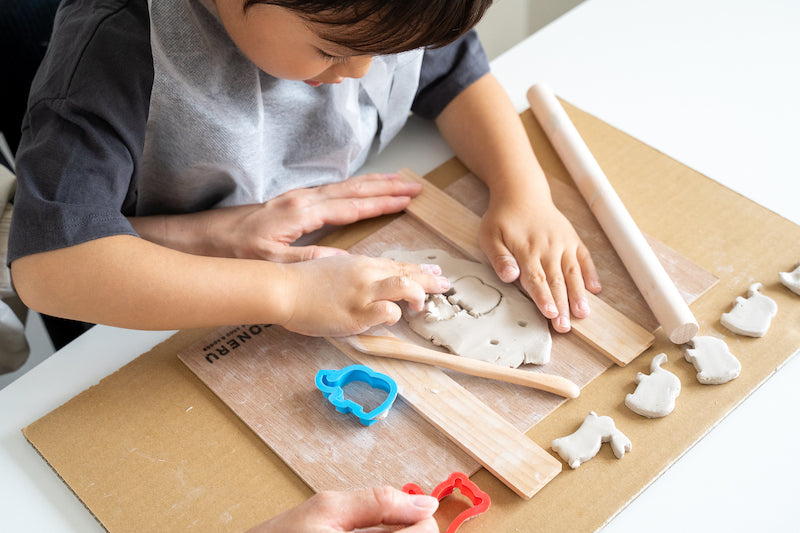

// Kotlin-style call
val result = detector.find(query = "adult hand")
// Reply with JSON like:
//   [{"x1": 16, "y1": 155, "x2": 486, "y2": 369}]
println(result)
[
  {"x1": 213, "y1": 172, "x2": 422, "y2": 261},
  {"x1": 479, "y1": 192, "x2": 601, "y2": 333},
  {"x1": 129, "y1": 173, "x2": 421, "y2": 261},
  {"x1": 280, "y1": 255, "x2": 449, "y2": 337},
  {"x1": 246, "y1": 486, "x2": 439, "y2": 533}
]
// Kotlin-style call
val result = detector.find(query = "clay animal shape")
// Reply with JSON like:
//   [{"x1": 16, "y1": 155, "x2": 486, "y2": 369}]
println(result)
[
  {"x1": 625, "y1": 353, "x2": 681, "y2": 418},
  {"x1": 779, "y1": 262, "x2": 800, "y2": 296},
  {"x1": 551, "y1": 411, "x2": 631, "y2": 469},
  {"x1": 720, "y1": 282, "x2": 778, "y2": 337},
  {"x1": 684, "y1": 336, "x2": 741, "y2": 385}
]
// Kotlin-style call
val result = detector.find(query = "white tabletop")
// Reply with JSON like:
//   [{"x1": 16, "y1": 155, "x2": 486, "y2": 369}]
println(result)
[{"x1": 2, "y1": 0, "x2": 798, "y2": 530}]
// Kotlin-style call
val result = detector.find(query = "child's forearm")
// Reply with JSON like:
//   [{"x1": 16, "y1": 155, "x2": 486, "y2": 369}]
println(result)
[
  {"x1": 10, "y1": 235, "x2": 294, "y2": 330},
  {"x1": 10, "y1": 235, "x2": 448, "y2": 335},
  {"x1": 433, "y1": 73, "x2": 600, "y2": 332},
  {"x1": 434, "y1": 73, "x2": 553, "y2": 203}
]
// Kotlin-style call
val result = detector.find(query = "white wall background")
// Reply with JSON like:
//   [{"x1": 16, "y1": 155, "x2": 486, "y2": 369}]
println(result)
[{"x1": 476, "y1": 0, "x2": 585, "y2": 59}]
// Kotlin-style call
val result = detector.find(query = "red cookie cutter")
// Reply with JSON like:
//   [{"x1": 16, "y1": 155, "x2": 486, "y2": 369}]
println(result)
[{"x1": 402, "y1": 471, "x2": 491, "y2": 533}]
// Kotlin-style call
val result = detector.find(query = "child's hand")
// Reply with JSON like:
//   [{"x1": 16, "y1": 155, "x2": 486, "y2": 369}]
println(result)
[
  {"x1": 279, "y1": 255, "x2": 449, "y2": 337},
  {"x1": 479, "y1": 194, "x2": 601, "y2": 333},
  {"x1": 212, "y1": 172, "x2": 422, "y2": 261},
  {"x1": 246, "y1": 486, "x2": 439, "y2": 533}
]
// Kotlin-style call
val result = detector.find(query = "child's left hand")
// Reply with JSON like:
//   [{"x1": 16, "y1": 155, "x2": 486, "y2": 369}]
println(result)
[{"x1": 479, "y1": 191, "x2": 601, "y2": 333}]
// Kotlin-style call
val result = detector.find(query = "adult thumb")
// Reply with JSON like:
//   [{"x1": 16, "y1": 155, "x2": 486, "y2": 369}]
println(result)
[{"x1": 337, "y1": 486, "x2": 438, "y2": 531}]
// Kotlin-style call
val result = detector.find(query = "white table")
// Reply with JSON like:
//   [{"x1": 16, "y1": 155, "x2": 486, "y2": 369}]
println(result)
[{"x1": 2, "y1": 0, "x2": 798, "y2": 530}]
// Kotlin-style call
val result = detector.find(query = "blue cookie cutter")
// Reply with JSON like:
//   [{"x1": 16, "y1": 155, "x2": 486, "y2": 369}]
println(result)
[{"x1": 315, "y1": 364, "x2": 398, "y2": 426}]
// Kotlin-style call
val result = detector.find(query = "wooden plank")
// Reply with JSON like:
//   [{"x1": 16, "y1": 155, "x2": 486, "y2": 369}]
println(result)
[
  {"x1": 177, "y1": 325, "x2": 479, "y2": 494},
  {"x1": 399, "y1": 168, "x2": 655, "y2": 365},
  {"x1": 327, "y1": 335, "x2": 562, "y2": 499}
]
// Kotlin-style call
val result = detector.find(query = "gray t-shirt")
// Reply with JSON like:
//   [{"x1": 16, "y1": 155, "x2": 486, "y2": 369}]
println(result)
[{"x1": 9, "y1": 0, "x2": 489, "y2": 263}]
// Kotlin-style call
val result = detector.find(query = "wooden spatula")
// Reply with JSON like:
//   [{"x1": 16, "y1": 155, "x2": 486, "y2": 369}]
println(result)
[{"x1": 344, "y1": 334, "x2": 580, "y2": 399}]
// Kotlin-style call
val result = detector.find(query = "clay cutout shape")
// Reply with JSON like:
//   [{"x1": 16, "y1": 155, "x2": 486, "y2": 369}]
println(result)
[
  {"x1": 684, "y1": 336, "x2": 741, "y2": 385},
  {"x1": 551, "y1": 411, "x2": 631, "y2": 469},
  {"x1": 720, "y1": 282, "x2": 777, "y2": 337},
  {"x1": 779, "y1": 262, "x2": 800, "y2": 295},
  {"x1": 446, "y1": 276, "x2": 502, "y2": 317},
  {"x1": 383, "y1": 249, "x2": 551, "y2": 367},
  {"x1": 625, "y1": 353, "x2": 681, "y2": 418}
]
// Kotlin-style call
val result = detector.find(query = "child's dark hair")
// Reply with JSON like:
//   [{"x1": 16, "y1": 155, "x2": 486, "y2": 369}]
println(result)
[{"x1": 244, "y1": 0, "x2": 493, "y2": 54}]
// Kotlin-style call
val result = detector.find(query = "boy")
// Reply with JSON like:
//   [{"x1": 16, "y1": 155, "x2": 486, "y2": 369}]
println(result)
[
  {"x1": 10, "y1": 0, "x2": 600, "y2": 338},
  {"x1": 9, "y1": 0, "x2": 601, "y2": 527}
]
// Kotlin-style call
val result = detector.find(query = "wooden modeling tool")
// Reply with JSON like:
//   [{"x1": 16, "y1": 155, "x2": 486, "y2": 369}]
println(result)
[
  {"x1": 526, "y1": 83, "x2": 699, "y2": 344},
  {"x1": 344, "y1": 334, "x2": 580, "y2": 398}
]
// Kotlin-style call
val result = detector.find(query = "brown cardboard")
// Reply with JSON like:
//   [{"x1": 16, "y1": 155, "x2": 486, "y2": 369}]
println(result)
[
  {"x1": 174, "y1": 166, "x2": 713, "y2": 500},
  {"x1": 23, "y1": 102, "x2": 800, "y2": 532}
]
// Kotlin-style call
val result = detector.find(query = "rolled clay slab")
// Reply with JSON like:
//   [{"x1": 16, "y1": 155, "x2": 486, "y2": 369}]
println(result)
[
  {"x1": 720, "y1": 283, "x2": 777, "y2": 337},
  {"x1": 551, "y1": 411, "x2": 631, "y2": 469},
  {"x1": 779, "y1": 262, "x2": 800, "y2": 295},
  {"x1": 382, "y1": 249, "x2": 552, "y2": 367},
  {"x1": 625, "y1": 353, "x2": 681, "y2": 418},
  {"x1": 683, "y1": 336, "x2": 741, "y2": 385}
]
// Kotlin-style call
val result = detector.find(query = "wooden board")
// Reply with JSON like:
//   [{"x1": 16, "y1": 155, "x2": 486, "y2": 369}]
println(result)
[
  {"x1": 329, "y1": 336, "x2": 562, "y2": 499},
  {"x1": 178, "y1": 324, "x2": 562, "y2": 499},
  {"x1": 177, "y1": 325, "x2": 478, "y2": 494},
  {"x1": 21, "y1": 102, "x2": 787, "y2": 533},
  {"x1": 177, "y1": 166, "x2": 716, "y2": 498}
]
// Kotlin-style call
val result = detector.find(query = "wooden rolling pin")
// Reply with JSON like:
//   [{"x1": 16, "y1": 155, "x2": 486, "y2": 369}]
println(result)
[
  {"x1": 344, "y1": 334, "x2": 580, "y2": 399},
  {"x1": 526, "y1": 83, "x2": 699, "y2": 344}
]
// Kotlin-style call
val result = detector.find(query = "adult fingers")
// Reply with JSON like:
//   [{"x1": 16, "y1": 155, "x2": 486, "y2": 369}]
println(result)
[
  {"x1": 268, "y1": 174, "x2": 421, "y2": 236},
  {"x1": 397, "y1": 517, "x2": 440, "y2": 533},
  {"x1": 334, "y1": 487, "x2": 439, "y2": 531},
  {"x1": 318, "y1": 173, "x2": 422, "y2": 201},
  {"x1": 311, "y1": 195, "x2": 415, "y2": 227},
  {"x1": 256, "y1": 243, "x2": 349, "y2": 263},
  {"x1": 355, "y1": 517, "x2": 439, "y2": 533}
]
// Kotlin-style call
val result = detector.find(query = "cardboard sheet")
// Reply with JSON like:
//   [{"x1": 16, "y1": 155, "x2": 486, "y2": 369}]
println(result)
[
  {"x1": 175, "y1": 167, "x2": 713, "y2": 499},
  {"x1": 23, "y1": 103, "x2": 800, "y2": 532}
]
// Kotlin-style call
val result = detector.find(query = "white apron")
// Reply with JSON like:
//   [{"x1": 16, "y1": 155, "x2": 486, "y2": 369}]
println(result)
[{"x1": 139, "y1": 0, "x2": 423, "y2": 215}]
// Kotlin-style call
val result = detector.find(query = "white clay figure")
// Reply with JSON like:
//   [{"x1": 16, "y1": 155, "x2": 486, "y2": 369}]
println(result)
[
  {"x1": 779, "y1": 262, "x2": 800, "y2": 296},
  {"x1": 684, "y1": 336, "x2": 741, "y2": 385},
  {"x1": 551, "y1": 411, "x2": 631, "y2": 469},
  {"x1": 625, "y1": 353, "x2": 681, "y2": 418},
  {"x1": 720, "y1": 282, "x2": 777, "y2": 337}
]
